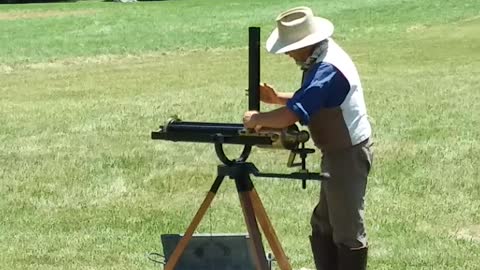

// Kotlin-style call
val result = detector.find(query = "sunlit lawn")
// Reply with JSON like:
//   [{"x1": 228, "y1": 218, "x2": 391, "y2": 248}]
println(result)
[{"x1": 1, "y1": 0, "x2": 479, "y2": 269}]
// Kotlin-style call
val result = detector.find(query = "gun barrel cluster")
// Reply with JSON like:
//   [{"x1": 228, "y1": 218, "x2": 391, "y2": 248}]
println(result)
[{"x1": 151, "y1": 119, "x2": 309, "y2": 150}]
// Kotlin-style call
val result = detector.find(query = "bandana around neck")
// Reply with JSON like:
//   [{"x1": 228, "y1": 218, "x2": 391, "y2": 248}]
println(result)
[{"x1": 298, "y1": 39, "x2": 329, "y2": 71}]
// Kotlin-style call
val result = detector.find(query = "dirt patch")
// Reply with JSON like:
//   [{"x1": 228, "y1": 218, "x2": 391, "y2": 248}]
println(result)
[
  {"x1": 453, "y1": 225, "x2": 480, "y2": 242},
  {"x1": 406, "y1": 24, "x2": 427, "y2": 32},
  {"x1": 24, "y1": 54, "x2": 148, "y2": 70},
  {"x1": 0, "y1": 9, "x2": 97, "y2": 21},
  {"x1": 1, "y1": 48, "x2": 238, "y2": 72},
  {"x1": 456, "y1": 15, "x2": 480, "y2": 24},
  {"x1": 407, "y1": 16, "x2": 480, "y2": 34},
  {"x1": 0, "y1": 64, "x2": 14, "y2": 74},
  {"x1": 3, "y1": 51, "x2": 177, "y2": 72}
]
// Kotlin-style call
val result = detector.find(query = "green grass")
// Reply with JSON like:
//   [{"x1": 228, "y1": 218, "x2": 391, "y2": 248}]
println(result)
[
  {"x1": 0, "y1": 0, "x2": 478, "y2": 63},
  {"x1": 1, "y1": 0, "x2": 480, "y2": 269}
]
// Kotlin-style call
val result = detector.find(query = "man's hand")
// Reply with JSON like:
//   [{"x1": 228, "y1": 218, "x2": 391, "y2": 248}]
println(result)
[
  {"x1": 259, "y1": 83, "x2": 280, "y2": 104},
  {"x1": 243, "y1": 111, "x2": 262, "y2": 132}
]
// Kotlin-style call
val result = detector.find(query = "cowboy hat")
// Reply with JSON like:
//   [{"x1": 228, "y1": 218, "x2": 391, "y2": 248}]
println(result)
[{"x1": 266, "y1": 7, "x2": 334, "y2": 54}]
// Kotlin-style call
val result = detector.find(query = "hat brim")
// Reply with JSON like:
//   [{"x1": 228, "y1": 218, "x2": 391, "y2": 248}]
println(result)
[{"x1": 266, "y1": 17, "x2": 334, "y2": 54}]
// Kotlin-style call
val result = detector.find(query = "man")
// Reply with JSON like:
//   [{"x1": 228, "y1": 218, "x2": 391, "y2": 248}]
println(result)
[{"x1": 243, "y1": 7, "x2": 373, "y2": 270}]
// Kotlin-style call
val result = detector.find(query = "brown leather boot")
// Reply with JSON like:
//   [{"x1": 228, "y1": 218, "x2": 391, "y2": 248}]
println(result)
[
  {"x1": 337, "y1": 245, "x2": 368, "y2": 270},
  {"x1": 309, "y1": 233, "x2": 338, "y2": 270}
]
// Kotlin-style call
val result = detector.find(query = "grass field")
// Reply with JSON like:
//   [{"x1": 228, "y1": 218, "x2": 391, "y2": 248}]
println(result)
[{"x1": 1, "y1": 0, "x2": 480, "y2": 269}]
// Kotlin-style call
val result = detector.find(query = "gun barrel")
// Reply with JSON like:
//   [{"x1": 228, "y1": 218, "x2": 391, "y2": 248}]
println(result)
[
  {"x1": 151, "y1": 120, "x2": 309, "y2": 150},
  {"x1": 162, "y1": 121, "x2": 244, "y2": 135},
  {"x1": 151, "y1": 120, "x2": 273, "y2": 146}
]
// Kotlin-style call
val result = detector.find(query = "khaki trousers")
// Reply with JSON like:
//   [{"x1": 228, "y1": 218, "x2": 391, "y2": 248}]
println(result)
[{"x1": 310, "y1": 139, "x2": 373, "y2": 249}]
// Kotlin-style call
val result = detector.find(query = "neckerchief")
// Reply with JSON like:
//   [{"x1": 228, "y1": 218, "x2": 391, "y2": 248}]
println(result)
[{"x1": 299, "y1": 39, "x2": 329, "y2": 71}]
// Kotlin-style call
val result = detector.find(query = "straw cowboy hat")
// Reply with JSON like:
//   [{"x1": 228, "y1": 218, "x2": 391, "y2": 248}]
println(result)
[{"x1": 266, "y1": 7, "x2": 334, "y2": 54}]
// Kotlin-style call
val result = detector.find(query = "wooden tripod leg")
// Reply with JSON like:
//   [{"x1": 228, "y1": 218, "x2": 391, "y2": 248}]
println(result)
[
  {"x1": 164, "y1": 175, "x2": 224, "y2": 270},
  {"x1": 238, "y1": 191, "x2": 270, "y2": 270},
  {"x1": 251, "y1": 189, "x2": 292, "y2": 270},
  {"x1": 235, "y1": 174, "x2": 269, "y2": 270}
]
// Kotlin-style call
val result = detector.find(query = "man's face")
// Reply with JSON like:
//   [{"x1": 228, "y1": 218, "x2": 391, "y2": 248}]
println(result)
[{"x1": 285, "y1": 46, "x2": 314, "y2": 63}]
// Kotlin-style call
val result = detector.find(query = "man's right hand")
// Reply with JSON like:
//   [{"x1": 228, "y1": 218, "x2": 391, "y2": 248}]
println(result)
[{"x1": 259, "y1": 83, "x2": 280, "y2": 104}]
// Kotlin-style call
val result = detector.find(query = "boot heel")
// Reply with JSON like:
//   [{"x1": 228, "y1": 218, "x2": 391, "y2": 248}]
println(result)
[{"x1": 337, "y1": 245, "x2": 368, "y2": 270}]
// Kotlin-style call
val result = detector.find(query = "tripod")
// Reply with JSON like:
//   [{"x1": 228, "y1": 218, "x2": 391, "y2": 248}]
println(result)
[
  {"x1": 163, "y1": 142, "x2": 327, "y2": 270},
  {"x1": 164, "y1": 162, "x2": 289, "y2": 270}
]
